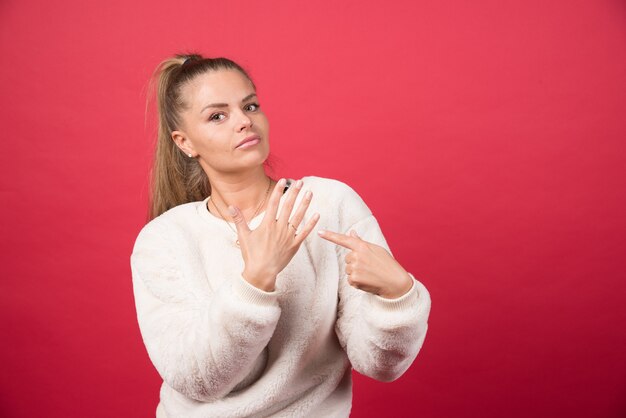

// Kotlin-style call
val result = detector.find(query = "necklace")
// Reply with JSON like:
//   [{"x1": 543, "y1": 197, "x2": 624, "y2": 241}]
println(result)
[{"x1": 208, "y1": 177, "x2": 273, "y2": 247}]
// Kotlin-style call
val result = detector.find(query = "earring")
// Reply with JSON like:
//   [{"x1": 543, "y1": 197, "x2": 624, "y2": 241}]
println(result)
[{"x1": 188, "y1": 153, "x2": 193, "y2": 158}]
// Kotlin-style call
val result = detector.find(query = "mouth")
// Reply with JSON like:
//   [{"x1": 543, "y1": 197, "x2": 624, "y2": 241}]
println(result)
[{"x1": 236, "y1": 134, "x2": 261, "y2": 149}]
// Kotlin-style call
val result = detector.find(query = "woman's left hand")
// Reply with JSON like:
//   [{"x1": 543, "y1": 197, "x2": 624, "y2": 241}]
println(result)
[{"x1": 318, "y1": 229, "x2": 414, "y2": 299}]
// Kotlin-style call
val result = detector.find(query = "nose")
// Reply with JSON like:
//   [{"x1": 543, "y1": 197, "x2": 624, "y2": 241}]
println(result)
[{"x1": 236, "y1": 109, "x2": 253, "y2": 131}]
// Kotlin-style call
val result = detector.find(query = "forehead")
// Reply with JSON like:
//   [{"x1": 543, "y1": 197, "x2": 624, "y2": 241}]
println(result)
[{"x1": 182, "y1": 69, "x2": 255, "y2": 108}]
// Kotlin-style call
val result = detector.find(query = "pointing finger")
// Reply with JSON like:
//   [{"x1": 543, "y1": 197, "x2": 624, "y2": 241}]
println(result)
[{"x1": 317, "y1": 229, "x2": 360, "y2": 250}]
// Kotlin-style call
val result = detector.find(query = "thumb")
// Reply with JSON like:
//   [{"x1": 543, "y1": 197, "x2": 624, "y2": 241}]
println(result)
[{"x1": 229, "y1": 205, "x2": 251, "y2": 236}]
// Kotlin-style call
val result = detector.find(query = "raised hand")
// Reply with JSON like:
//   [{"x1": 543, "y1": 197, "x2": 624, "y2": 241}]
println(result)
[
  {"x1": 317, "y1": 229, "x2": 414, "y2": 299},
  {"x1": 229, "y1": 178, "x2": 320, "y2": 292}
]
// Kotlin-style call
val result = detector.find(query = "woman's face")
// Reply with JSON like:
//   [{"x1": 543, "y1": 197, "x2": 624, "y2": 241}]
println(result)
[{"x1": 173, "y1": 69, "x2": 270, "y2": 176}]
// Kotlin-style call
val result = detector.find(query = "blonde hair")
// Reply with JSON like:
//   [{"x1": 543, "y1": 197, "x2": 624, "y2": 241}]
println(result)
[{"x1": 145, "y1": 53, "x2": 257, "y2": 220}]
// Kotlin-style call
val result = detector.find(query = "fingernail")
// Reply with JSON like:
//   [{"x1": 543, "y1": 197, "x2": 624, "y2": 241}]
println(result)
[
  {"x1": 296, "y1": 179, "x2": 303, "y2": 188},
  {"x1": 279, "y1": 178, "x2": 286, "y2": 185},
  {"x1": 317, "y1": 230, "x2": 325, "y2": 235},
  {"x1": 305, "y1": 190, "x2": 312, "y2": 199},
  {"x1": 228, "y1": 206, "x2": 237, "y2": 216}
]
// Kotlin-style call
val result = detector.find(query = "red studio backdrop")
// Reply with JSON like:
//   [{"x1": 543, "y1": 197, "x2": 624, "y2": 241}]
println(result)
[{"x1": 1, "y1": 1, "x2": 625, "y2": 417}]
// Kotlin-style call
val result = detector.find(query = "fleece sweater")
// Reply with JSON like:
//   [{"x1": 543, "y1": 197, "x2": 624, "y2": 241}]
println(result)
[{"x1": 130, "y1": 175, "x2": 431, "y2": 418}]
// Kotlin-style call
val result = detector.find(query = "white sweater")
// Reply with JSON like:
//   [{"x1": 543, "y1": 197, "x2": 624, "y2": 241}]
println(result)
[{"x1": 130, "y1": 175, "x2": 431, "y2": 418}]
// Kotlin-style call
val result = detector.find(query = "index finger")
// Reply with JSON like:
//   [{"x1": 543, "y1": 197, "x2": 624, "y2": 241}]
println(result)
[
  {"x1": 317, "y1": 229, "x2": 360, "y2": 250},
  {"x1": 262, "y1": 178, "x2": 287, "y2": 224}
]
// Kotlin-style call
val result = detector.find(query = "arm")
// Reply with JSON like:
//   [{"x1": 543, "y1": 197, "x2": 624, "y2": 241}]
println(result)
[
  {"x1": 130, "y1": 221, "x2": 281, "y2": 401},
  {"x1": 318, "y1": 181, "x2": 431, "y2": 382},
  {"x1": 333, "y1": 214, "x2": 431, "y2": 382}
]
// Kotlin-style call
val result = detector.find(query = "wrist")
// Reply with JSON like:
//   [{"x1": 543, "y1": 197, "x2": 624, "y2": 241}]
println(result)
[
  {"x1": 242, "y1": 268, "x2": 276, "y2": 292},
  {"x1": 378, "y1": 272, "x2": 414, "y2": 299}
]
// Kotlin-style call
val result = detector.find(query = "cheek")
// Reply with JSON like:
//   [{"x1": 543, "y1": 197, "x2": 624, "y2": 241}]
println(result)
[
  {"x1": 257, "y1": 115, "x2": 270, "y2": 134},
  {"x1": 193, "y1": 131, "x2": 231, "y2": 158}
]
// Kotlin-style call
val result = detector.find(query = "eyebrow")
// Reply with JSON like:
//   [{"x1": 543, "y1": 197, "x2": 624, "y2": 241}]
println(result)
[{"x1": 200, "y1": 93, "x2": 257, "y2": 114}]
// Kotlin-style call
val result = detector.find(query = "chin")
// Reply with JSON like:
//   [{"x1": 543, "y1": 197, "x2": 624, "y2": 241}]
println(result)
[
  {"x1": 242, "y1": 150, "x2": 270, "y2": 170},
  {"x1": 252, "y1": 144, "x2": 271, "y2": 162}
]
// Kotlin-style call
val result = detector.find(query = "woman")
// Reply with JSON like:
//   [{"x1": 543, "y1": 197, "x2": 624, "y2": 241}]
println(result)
[{"x1": 130, "y1": 53, "x2": 432, "y2": 418}]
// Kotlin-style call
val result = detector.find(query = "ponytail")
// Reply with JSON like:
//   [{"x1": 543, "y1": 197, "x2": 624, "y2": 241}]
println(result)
[{"x1": 145, "y1": 53, "x2": 255, "y2": 220}]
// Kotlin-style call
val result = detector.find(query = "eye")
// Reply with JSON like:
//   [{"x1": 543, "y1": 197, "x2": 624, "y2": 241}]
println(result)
[
  {"x1": 209, "y1": 113, "x2": 226, "y2": 122},
  {"x1": 245, "y1": 103, "x2": 260, "y2": 112}
]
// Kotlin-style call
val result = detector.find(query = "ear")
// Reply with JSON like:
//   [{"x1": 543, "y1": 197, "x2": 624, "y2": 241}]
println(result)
[{"x1": 171, "y1": 130, "x2": 197, "y2": 157}]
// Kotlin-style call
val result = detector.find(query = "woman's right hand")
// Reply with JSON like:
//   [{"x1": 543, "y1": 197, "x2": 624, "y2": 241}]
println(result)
[{"x1": 228, "y1": 178, "x2": 320, "y2": 292}]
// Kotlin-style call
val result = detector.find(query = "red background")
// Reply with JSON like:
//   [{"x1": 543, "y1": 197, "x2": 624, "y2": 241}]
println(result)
[{"x1": 1, "y1": 1, "x2": 625, "y2": 417}]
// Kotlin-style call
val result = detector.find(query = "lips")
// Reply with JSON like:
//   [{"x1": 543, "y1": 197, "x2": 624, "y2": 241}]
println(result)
[{"x1": 236, "y1": 135, "x2": 261, "y2": 148}]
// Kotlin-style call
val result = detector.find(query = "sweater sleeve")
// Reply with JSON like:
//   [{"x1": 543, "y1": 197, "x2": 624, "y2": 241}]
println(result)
[
  {"x1": 130, "y1": 220, "x2": 281, "y2": 401},
  {"x1": 332, "y1": 185, "x2": 432, "y2": 382}
]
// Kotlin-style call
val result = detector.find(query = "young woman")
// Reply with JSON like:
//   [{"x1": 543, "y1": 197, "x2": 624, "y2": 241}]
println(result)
[{"x1": 130, "y1": 53, "x2": 432, "y2": 418}]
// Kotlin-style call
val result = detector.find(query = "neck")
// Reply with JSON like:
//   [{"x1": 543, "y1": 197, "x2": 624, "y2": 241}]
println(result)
[{"x1": 207, "y1": 166, "x2": 273, "y2": 220}]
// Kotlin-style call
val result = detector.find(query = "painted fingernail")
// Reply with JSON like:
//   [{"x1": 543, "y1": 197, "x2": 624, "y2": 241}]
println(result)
[
  {"x1": 317, "y1": 229, "x2": 325, "y2": 235},
  {"x1": 228, "y1": 206, "x2": 237, "y2": 216}
]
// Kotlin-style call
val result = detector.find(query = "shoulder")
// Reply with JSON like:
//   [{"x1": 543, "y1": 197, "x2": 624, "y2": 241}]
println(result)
[
  {"x1": 301, "y1": 175, "x2": 363, "y2": 200},
  {"x1": 132, "y1": 201, "x2": 201, "y2": 251},
  {"x1": 301, "y1": 175, "x2": 373, "y2": 228},
  {"x1": 130, "y1": 202, "x2": 203, "y2": 302}
]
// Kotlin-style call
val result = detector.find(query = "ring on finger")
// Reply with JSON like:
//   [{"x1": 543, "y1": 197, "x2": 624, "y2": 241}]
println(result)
[{"x1": 288, "y1": 223, "x2": 298, "y2": 233}]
